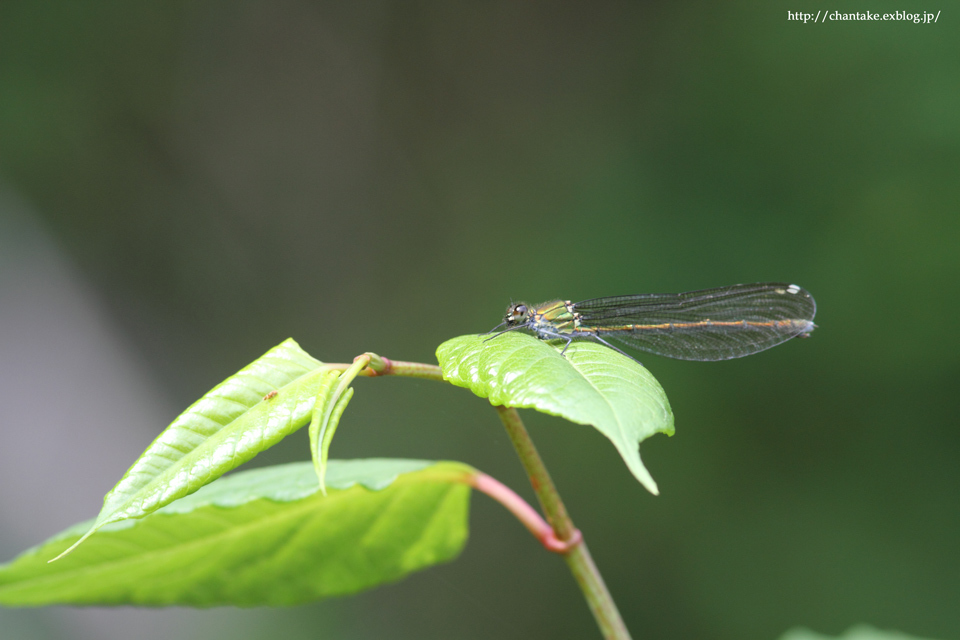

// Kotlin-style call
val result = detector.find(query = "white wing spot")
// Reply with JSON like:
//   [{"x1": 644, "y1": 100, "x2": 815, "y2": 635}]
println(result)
[{"x1": 787, "y1": 284, "x2": 801, "y2": 294}]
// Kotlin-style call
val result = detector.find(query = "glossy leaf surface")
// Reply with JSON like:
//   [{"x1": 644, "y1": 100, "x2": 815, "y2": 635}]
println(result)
[
  {"x1": 56, "y1": 338, "x2": 329, "y2": 559},
  {"x1": 0, "y1": 460, "x2": 473, "y2": 606},
  {"x1": 437, "y1": 333, "x2": 674, "y2": 494},
  {"x1": 780, "y1": 626, "x2": 942, "y2": 640}
]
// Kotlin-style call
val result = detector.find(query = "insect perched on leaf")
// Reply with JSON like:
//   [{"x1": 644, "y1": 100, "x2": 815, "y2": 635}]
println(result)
[
  {"x1": 263, "y1": 390, "x2": 279, "y2": 401},
  {"x1": 487, "y1": 283, "x2": 816, "y2": 362}
]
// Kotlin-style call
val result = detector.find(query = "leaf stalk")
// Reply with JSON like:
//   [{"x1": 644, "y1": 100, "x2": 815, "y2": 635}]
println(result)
[
  {"x1": 468, "y1": 472, "x2": 582, "y2": 554},
  {"x1": 328, "y1": 356, "x2": 443, "y2": 380}
]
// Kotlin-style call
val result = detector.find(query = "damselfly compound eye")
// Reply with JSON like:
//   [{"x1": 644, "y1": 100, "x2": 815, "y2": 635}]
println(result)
[{"x1": 505, "y1": 304, "x2": 528, "y2": 324}]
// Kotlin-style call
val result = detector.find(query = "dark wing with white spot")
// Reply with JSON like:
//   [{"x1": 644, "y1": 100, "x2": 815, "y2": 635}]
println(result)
[{"x1": 574, "y1": 283, "x2": 816, "y2": 361}]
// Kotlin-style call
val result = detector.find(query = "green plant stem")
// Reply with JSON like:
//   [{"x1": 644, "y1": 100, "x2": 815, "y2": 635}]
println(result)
[
  {"x1": 495, "y1": 405, "x2": 632, "y2": 640},
  {"x1": 381, "y1": 358, "x2": 444, "y2": 380},
  {"x1": 342, "y1": 353, "x2": 630, "y2": 637},
  {"x1": 354, "y1": 353, "x2": 445, "y2": 381}
]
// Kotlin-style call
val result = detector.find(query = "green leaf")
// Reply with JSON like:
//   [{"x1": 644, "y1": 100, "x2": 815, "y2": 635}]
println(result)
[
  {"x1": 53, "y1": 338, "x2": 330, "y2": 561},
  {"x1": 309, "y1": 356, "x2": 367, "y2": 495},
  {"x1": 1, "y1": 460, "x2": 473, "y2": 607},
  {"x1": 779, "y1": 625, "x2": 943, "y2": 640},
  {"x1": 308, "y1": 370, "x2": 344, "y2": 492},
  {"x1": 437, "y1": 333, "x2": 674, "y2": 494}
]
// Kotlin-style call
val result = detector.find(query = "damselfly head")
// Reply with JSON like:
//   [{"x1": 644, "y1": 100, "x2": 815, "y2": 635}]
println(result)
[{"x1": 504, "y1": 303, "x2": 530, "y2": 325}]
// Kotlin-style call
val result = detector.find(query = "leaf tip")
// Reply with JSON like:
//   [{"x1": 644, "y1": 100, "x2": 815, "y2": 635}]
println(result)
[
  {"x1": 639, "y1": 472, "x2": 660, "y2": 496},
  {"x1": 47, "y1": 527, "x2": 95, "y2": 563},
  {"x1": 312, "y1": 446, "x2": 328, "y2": 497}
]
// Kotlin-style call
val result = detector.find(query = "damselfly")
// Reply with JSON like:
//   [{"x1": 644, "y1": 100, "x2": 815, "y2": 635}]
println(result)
[{"x1": 487, "y1": 283, "x2": 816, "y2": 362}]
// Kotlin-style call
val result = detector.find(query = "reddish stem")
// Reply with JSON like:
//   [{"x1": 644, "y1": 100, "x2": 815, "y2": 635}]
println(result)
[{"x1": 469, "y1": 472, "x2": 582, "y2": 554}]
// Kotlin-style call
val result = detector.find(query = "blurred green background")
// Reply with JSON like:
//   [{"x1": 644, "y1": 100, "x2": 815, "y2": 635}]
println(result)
[{"x1": 0, "y1": 3, "x2": 957, "y2": 639}]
